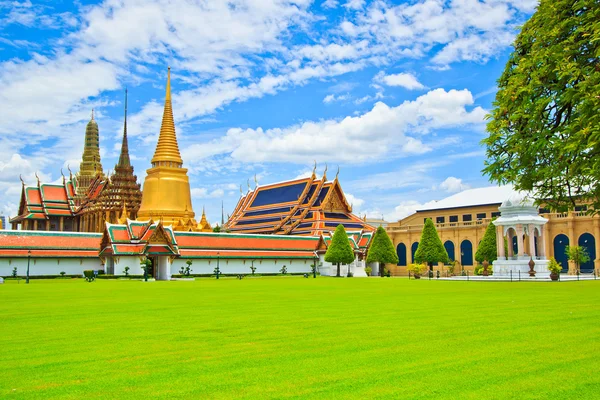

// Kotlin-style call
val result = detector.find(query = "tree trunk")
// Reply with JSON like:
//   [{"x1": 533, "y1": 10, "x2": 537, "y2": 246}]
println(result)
[{"x1": 337, "y1": 263, "x2": 340, "y2": 277}]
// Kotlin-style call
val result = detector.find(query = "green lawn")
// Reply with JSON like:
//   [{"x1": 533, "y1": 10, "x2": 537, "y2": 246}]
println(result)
[{"x1": 1, "y1": 278, "x2": 600, "y2": 399}]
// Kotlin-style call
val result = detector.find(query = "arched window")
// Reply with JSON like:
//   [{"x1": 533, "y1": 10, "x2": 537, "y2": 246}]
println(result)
[
  {"x1": 553, "y1": 234, "x2": 569, "y2": 272},
  {"x1": 411, "y1": 242, "x2": 419, "y2": 264},
  {"x1": 444, "y1": 241, "x2": 455, "y2": 262},
  {"x1": 578, "y1": 233, "x2": 596, "y2": 273},
  {"x1": 460, "y1": 240, "x2": 473, "y2": 266},
  {"x1": 396, "y1": 243, "x2": 407, "y2": 266}
]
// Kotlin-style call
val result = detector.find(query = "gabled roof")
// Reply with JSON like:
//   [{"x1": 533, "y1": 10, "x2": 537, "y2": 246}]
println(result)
[
  {"x1": 226, "y1": 174, "x2": 374, "y2": 236},
  {"x1": 99, "y1": 220, "x2": 320, "y2": 260},
  {"x1": 101, "y1": 220, "x2": 178, "y2": 257},
  {"x1": 11, "y1": 179, "x2": 77, "y2": 223},
  {"x1": 0, "y1": 230, "x2": 101, "y2": 258}
]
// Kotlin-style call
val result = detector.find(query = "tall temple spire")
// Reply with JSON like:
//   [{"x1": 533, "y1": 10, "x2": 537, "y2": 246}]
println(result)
[
  {"x1": 151, "y1": 67, "x2": 183, "y2": 166},
  {"x1": 117, "y1": 88, "x2": 131, "y2": 168},
  {"x1": 76, "y1": 109, "x2": 105, "y2": 199},
  {"x1": 137, "y1": 67, "x2": 196, "y2": 230}
]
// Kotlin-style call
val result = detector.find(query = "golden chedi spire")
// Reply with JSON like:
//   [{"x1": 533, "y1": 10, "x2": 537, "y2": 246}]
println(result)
[
  {"x1": 198, "y1": 206, "x2": 212, "y2": 232},
  {"x1": 137, "y1": 67, "x2": 197, "y2": 231},
  {"x1": 151, "y1": 67, "x2": 183, "y2": 167}
]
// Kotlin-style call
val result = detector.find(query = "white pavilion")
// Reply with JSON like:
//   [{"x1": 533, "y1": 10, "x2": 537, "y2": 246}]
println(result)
[{"x1": 492, "y1": 194, "x2": 550, "y2": 277}]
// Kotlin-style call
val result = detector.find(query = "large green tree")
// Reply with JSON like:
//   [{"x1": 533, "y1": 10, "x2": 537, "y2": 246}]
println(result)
[
  {"x1": 325, "y1": 224, "x2": 355, "y2": 277},
  {"x1": 475, "y1": 222, "x2": 498, "y2": 264},
  {"x1": 414, "y1": 219, "x2": 449, "y2": 268},
  {"x1": 366, "y1": 226, "x2": 399, "y2": 276},
  {"x1": 483, "y1": 0, "x2": 600, "y2": 212}
]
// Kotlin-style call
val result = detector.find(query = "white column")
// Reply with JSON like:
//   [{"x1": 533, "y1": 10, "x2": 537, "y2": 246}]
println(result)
[
  {"x1": 539, "y1": 225, "x2": 547, "y2": 258},
  {"x1": 528, "y1": 224, "x2": 536, "y2": 258},
  {"x1": 497, "y1": 225, "x2": 505, "y2": 259},
  {"x1": 507, "y1": 229, "x2": 514, "y2": 258}
]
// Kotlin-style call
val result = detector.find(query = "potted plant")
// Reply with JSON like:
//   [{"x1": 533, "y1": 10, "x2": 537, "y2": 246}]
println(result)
[
  {"x1": 447, "y1": 260, "x2": 456, "y2": 276},
  {"x1": 547, "y1": 257, "x2": 561, "y2": 281},
  {"x1": 409, "y1": 263, "x2": 424, "y2": 279}
]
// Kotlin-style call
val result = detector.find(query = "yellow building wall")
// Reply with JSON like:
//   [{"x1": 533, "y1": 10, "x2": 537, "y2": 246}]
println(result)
[{"x1": 386, "y1": 205, "x2": 600, "y2": 276}]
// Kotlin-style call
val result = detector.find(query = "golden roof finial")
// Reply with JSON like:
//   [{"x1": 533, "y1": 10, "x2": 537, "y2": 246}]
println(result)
[
  {"x1": 323, "y1": 164, "x2": 328, "y2": 181},
  {"x1": 91, "y1": 108, "x2": 94, "y2": 121},
  {"x1": 19, "y1": 174, "x2": 25, "y2": 186},
  {"x1": 312, "y1": 160, "x2": 317, "y2": 175},
  {"x1": 35, "y1": 172, "x2": 41, "y2": 186},
  {"x1": 335, "y1": 165, "x2": 340, "y2": 180},
  {"x1": 118, "y1": 201, "x2": 128, "y2": 224},
  {"x1": 254, "y1": 174, "x2": 258, "y2": 188},
  {"x1": 247, "y1": 178, "x2": 251, "y2": 192},
  {"x1": 151, "y1": 66, "x2": 183, "y2": 166}
]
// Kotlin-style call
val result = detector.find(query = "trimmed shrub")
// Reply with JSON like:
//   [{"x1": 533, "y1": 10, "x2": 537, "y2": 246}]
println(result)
[
  {"x1": 325, "y1": 224, "x2": 355, "y2": 277},
  {"x1": 414, "y1": 219, "x2": 449, "y2": 267}
]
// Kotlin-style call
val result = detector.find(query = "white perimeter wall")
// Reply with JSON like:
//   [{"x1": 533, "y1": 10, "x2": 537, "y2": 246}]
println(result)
[
  {"x1": 0, "y1": 258, "x2": 103, "y2": 276},
  {"x1": 171, "y1": 258, "x2": 313, "y2": 275}
]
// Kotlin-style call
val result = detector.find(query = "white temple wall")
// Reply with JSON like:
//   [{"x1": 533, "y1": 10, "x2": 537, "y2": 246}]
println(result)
[
  {"x1": 171, "y1": 258, "x2": 313, "y2": 275},
  {"x1": 0, "y1": 258, "x2": 102, "y2": 276},
  {"x1": 110, "y1": 256, "x2": 144, "y2": 275}
]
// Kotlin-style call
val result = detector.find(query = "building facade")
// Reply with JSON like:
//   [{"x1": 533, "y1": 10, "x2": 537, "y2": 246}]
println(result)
[{"x1": 386, "y1": 186, "x2": 600, "y2": 275}]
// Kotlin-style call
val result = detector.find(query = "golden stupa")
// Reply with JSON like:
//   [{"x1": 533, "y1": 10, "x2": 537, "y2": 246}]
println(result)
[{"x1": 137, "y1": 67, "x2": 199, "y2": 231}]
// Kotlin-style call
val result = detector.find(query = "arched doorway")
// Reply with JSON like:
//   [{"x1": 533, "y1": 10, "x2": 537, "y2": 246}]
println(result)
[
  {"x1": 396, "y1": 243, "x2": 407, "y2": 266},
  {"x1": 553, "y1": 234, "x2": 569, "y2": 272},
  {"x1": 460, "y1": 240, "x2": 473, "y2": 266},
  {"x1": 444, "y1": 240, "x2": 455, "y2": 262},
  {"x1": 411, "y1": 242, "x2": 419, "y2": 264},
  {"x1": 578, "y1": 233, "x2": 596, "y2": 273}
]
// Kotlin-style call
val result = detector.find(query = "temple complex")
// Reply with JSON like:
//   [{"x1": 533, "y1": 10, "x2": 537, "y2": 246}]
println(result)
[
  {"x1": 225, "y1": 167, "x2": 373, "y2": 236},
  {"x1": 137, "y1": 67, "x2": 198, "y2": 231},
  {"x1": 10, "y1": 92, "x2": 142, "y2": 232}
]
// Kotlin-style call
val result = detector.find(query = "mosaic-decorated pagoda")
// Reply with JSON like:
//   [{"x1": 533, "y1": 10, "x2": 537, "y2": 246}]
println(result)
[
  {"x1": 75, "y1": 111, "x2": 105, "y2": 203},
  {"x1": 76, "y1": 90, "x2": 143, "y2": 232},
  {"x1": 225, "y1": 167, "x2": 374, "y2": 236}
]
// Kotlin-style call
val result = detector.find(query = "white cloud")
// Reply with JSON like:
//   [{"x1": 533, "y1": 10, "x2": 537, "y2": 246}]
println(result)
[
  {"x1": 345, "y1": 193, "x2": 364, "y2": 210},
  {"x1": 344, "y1": 0, "x2": 365, "y2": 10},
  {"x1": 322, "y1": 0, "x2": 339, "y2": 9},
  {"x1": 374, "y1": 71, "x2": 425, "y2": 90},
  {"x1": 323, "y1": 93, "x2": 350, "y2": 103},
  {"x1": 182, "y1": 88, "x2": 486, "y2": 165},
  {"x1": 191, "y1": 187, "x2": 225, "y2": 199},
  {"x1": 439, "y1": 176, "x2": 470, "y2": 193}
]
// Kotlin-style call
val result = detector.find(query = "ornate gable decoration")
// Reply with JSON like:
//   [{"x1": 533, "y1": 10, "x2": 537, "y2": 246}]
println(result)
[{"x1": 321, "y1": 182, "x2": 351, "y2": 213}]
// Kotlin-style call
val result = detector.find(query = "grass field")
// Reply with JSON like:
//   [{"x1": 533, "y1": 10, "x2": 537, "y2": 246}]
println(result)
[{"x1": 1, "y1": 277, "x2": 600, "y2": 399}]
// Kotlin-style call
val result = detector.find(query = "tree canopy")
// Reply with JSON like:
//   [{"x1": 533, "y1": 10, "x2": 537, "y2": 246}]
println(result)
[
  {"x1": 414, "y1": 219, "x2": 449, "y2": 266},
  {"x1": 366, "y1": 226, "x2": 399, "y2": 265},
  {"x1": 475, "y1": 222, "x2": 498, "y2": 263},
  {"x1": 325, "y1": 224, "x2": 355, "y2": 276},
  {"x1": 482, "y1": 0, "x2": 600, "y2": 212}
]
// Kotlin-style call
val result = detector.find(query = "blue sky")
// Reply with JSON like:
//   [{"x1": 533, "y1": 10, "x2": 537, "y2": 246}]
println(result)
[{"x1": 0, "y1": 0, "x2": 536, "y2": 224}]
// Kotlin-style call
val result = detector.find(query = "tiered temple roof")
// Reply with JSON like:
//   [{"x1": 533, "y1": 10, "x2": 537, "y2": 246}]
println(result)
[
  {"x1": 225, "y1": 169, "x2": 374, "y2": 237},
  {"x1": 10, "y1": 175, "x2": 77, "y2": 226},
  {"x1": 100, "y1": 219, "x2": 319, "y2": 259}
]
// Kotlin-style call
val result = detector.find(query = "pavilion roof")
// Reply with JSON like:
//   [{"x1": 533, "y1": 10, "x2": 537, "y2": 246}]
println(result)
[{"x1": 10, "y1": 180, "x2": 77, "y2": 223}]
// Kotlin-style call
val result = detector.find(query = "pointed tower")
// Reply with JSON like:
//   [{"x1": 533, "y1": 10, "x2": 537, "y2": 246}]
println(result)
[
  {"x1": 197, "y1": 206, "x2": 212, "y2": 232},
  {"x1": 76, "y1": 110, "x2": 105, "y2": 201},
  {"x1": 137, "y1": 68, "x2": 197, "y2": 229},
  {"x1": 84, "y1": 89, "x2": 143, "y2": 227}
]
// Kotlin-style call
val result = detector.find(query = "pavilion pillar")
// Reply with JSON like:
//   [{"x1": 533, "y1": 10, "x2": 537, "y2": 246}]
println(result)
[
  {"x1": 59, "y1": 217, "x2": 64, "y2": 232},
  {"x1": 497, "y1": 225, "x2": 505, "y2": 260},
  {"x1": 507, "y1": 230, "x2": 514, "y2": 258},
  {"x1": 528, "y1": 224, "x2": 536, "y2": 258},
  {"x1": 33, "y1": 220, "x2": 38, "y2": 231},
  {"x1": 539, "y1": 226, "x2": 547, "y2": 258},
  {"x1": 516, "y1": 225, "x2": 525, "y2": 258},
  {"x1": 46, "y1": 220, "x2": 50, "y2": 231}
]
